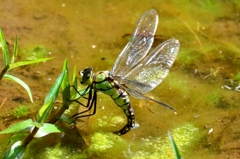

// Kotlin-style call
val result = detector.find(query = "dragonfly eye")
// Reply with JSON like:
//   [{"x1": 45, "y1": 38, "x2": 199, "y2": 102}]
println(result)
[{"x1": 79, "y1": 67, "x2": 93, "y2": 85}]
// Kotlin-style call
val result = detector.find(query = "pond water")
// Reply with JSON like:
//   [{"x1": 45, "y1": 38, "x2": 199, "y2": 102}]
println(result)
[{"x1": 1, "y1": 0, "x2": 240, "y2": 158}]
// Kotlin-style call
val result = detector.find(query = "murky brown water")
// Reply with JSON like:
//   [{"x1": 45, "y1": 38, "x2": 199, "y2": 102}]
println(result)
[{"x1": 1, "y1": 0, "x2": 240, "y2": 158}]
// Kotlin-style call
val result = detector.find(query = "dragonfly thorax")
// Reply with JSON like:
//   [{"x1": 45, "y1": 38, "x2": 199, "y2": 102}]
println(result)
[
  {"x1": 94, "y1": 70, "x2": 111, "y2": 82},
  {"x1": 79, "y1": 67, "x2": 93, "y2": 86}
]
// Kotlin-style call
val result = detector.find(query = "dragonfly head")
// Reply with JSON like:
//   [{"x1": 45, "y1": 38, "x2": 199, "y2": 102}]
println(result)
[{"x1": 79, "y1": 67, "x2": 93, "y2": 86}]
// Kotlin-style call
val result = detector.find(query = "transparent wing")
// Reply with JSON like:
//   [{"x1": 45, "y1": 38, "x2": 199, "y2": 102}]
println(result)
[
  {"x1": 121, "y1": 39, "x2": 180, "y2": 97},
  {"x1": 122, "y1": 85, "x2": 175, "y2": 111},
  {"x1": 111, "y1": 9, "x2": 158, "y2": 76}
]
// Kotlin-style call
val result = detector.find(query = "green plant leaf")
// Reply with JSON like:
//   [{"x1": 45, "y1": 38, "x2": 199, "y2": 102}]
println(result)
[
  {"x1": 3, "y1": 74, "x2": 33, "y2": 103},
  {"x1": 70, "y1": 65, "x2": 78, "y2": 100},
  {"x1": 72, "y1": 65, "x2": 77, "y2": 87},
  {"x1": 11, "y1": 35, "x2": 18, "y2": 63},
  {"x1": 36, "y1": 71, "x2": 65, "y2": 123},
  {"x1": 34, "y1": 123, "x2": 62, "y2": 138},
  {"x1": 0, "y1": 28, "x2": 10, "y2": 66},
  {"x1": 36, "y1": 99, "x2": 54, "y2": 123},
  {"x1": 7, "y1": 57, "x2": 53, "y2": 71},
  {"x1": 61, "y1": 59, "x2": 70, "y2": 109},
  {"x1": 168, "y1": 131, "x2": 182, "y2": 159},
  {"x1": 0, "y1": 119, "x2": 34, "y2": 134},
  {"x1": 44, "y1": 70, "x2": 65, "y2": 105},
  {"x1": 3, "y1": 141, "x2": 26, "y2": 159}
]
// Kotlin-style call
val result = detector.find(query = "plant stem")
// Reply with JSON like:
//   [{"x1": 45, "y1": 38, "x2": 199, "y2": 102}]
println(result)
[
  {"x1": 22, "y1": 126, "x2": 39, "y2": 147},
  {"x1": 48, "y1": 104, "x2": 69, "y2": 123},
  {"x1": 0, "y1": 65, "x2": 9, "y2": 80},
  {"x1": 22, "y1": 102, "x2": 70, "y2": 148}
]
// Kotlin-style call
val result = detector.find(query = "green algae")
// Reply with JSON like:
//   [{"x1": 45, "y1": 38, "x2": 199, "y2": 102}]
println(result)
[
  {"x1": 130, "y1": 123, "x2": 201, "y2": 159},
  {"x1": 88, "y1": 132, "x2": 126, "y2": 154},
  {"x1": 86, "y1": 124, "x2": 201, "y2": 158},
  {"x1": 94, "y1": 115, "x2": 125, "y2": 129},
  {"x1": 41, "y1": 144, "x2": 87, "y2": 159}
]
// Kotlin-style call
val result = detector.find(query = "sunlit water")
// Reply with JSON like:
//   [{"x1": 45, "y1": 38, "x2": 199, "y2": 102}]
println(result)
[{"x1": 0, "y1": 0, "x2": 240, "y2": 158}]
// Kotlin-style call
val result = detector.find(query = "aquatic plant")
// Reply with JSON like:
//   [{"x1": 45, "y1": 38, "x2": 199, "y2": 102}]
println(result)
[
  {"x1": 0, "y1": 30, "x2": 86, "y2": 158},
  {"x1": 13, "y1": 106, "x2": 29, "y2": 118},
  {"x1": 0, "y1": 28, "x2": 52, "y2": 102}
]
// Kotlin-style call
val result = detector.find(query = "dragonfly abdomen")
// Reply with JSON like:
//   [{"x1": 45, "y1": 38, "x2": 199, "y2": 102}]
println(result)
[
  {"x1": 111, "y1": 89, "x2": 135, "y2": 135},
  {"x1": 93, "y1": 71, "x2": 135, "y2": 135}
]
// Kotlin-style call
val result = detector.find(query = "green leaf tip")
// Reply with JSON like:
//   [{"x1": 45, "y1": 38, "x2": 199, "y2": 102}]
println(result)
[{"x1": 168, "y1": 131, "x2": 182, "y2": 159}]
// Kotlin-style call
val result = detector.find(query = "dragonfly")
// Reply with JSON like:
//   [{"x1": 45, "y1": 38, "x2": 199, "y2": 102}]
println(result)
[{"x1": 71, "y1": 9, "x2": 180, "y2": 135}]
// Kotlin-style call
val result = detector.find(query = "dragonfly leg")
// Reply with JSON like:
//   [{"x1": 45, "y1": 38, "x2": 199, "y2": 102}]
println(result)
[
  {"x1": 114, "y1": 103, "x2": 135, "y2": 135},
  {"x1": 69, "y1": 88, "x2": 97, "y2": 123},
  {"x1": 70, "y1": 85, "x2": 90, "y2": 102},
  {"x1": 71, "y1": 85, "x2": 89, "y2": 99}
]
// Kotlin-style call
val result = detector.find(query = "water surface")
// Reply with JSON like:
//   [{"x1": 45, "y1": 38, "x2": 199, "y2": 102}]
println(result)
[{"x1": 0, "y1": 0, "x2": 240, "y2": 158}]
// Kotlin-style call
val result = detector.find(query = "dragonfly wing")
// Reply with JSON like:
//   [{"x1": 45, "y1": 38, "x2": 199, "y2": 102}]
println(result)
[
  {"x1": 123, "y1": 39, "x2": 180, "y2": 94},
  {"x1": 120, "y1": 84, "x2": 149, "y2": 99},
  {"x1": 121, "y1": 85, "x2": 176, "y2": 111},
  {"x1": 111, "y1": 9, "x2": 158, "y2": 76},
  {"x1": 114, "y1": 76, "x2": 152, "y2": 94}
]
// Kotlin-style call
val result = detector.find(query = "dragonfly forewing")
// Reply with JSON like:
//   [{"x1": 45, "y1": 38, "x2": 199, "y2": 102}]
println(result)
[{"x1": 111, "y1": 9, "x2": 158, "y2": 76}]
